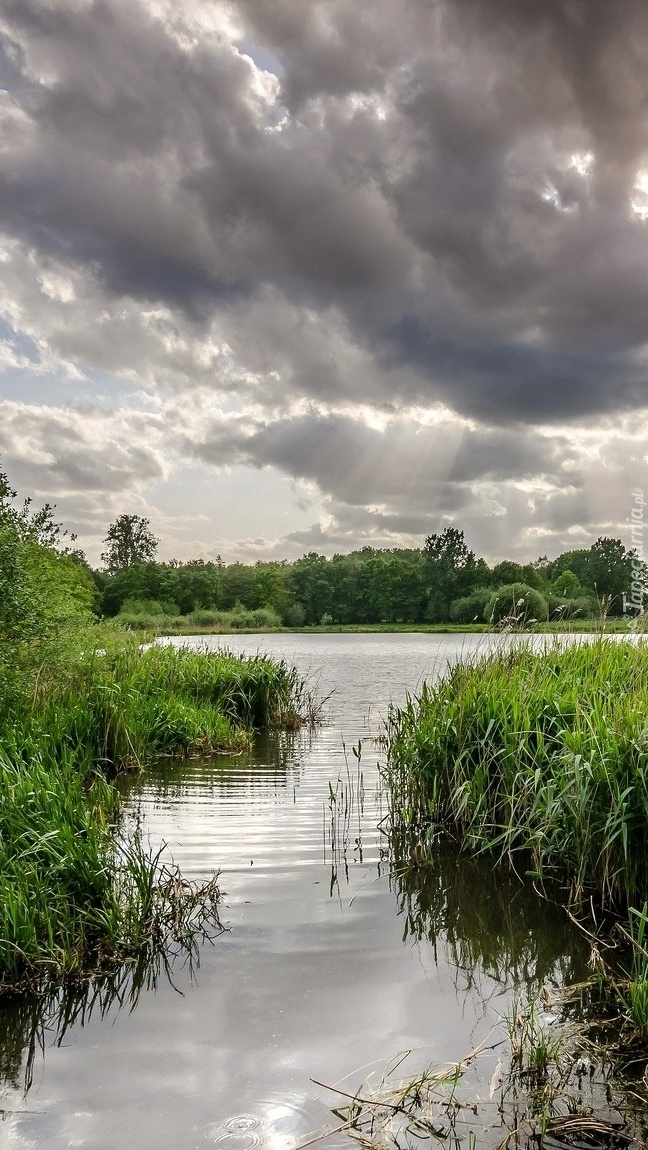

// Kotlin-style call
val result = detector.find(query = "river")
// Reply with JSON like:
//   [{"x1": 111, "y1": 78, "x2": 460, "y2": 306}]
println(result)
[{"x1": 0, "y1": 633, "x2": 590, "y2": 1149}]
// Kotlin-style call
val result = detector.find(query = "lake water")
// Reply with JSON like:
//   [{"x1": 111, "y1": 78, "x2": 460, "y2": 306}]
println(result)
[{"x1": 0, "y1": 633, "x2": 590, "y2": 1149}]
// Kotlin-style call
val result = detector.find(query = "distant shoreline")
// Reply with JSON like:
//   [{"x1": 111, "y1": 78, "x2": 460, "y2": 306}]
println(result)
[{"x1": 131, "y1": 619, "x2": 638, "y2": 637}]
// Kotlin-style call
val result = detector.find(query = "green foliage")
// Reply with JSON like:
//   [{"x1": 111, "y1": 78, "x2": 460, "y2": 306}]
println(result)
[
  {"x1": 449, "y1": 589, "x2": 492, "y2": 624},
  {"x1": 116, "y1": 603, "x2": 283, "y2": 631},
  {"x1": 492, "y1": 560, "x2": 543, "y2": 590},
  {"x1": 550, "y1": 569, "x2": 583, "y2": 599},
  {"x1": 94, "y1": 526, "x2": 641, "y2": 628},
  {"x1": 18, "y1": 636, "x2": 310, "y2": 767},
  {"x1": 0, "y1": 462, "x2": 311, "y2": 992},
  {"x1": 547, "y1": 539, "x2": 640, "y2": 614},
  {"x1": 424, "y1": 528, "x2": 478, "y2": 621},
  {"x1": 588, "y1": 537, "x2": 636, "y2": 609},
  {"x1": 284, "y1": 601, "x2": 306, "y2": 626},
  {"x1": 485, "y1": 583, "x2": 548, "y2": 625},
  {"x1": 548, "y1": 594, "x2": 597, "y2": 621},
  {"x1": 623, "y1": 905, "x2": 648, "y2": 1040},
  {"x1": 388, "y1": 639, "x2": 648, "y2": 910},
  {"x1": 0, "y1": 465, "x2": 97, "y2": 704},
  {"x1": 101, "y1": 514, "x2": 159, "y2": 574},
  {"x1": 0, "y1": 748, "x2": 117, "y2": 986},
  {"x1": 0, "y1": 634, "x2": 309, "y2": 989},
  {"x1": 0, "y1": 744, "x2": 224, "y2": 991},
  {"x1": 119, "y1": 596, "x2": 180, "y2": 618}
]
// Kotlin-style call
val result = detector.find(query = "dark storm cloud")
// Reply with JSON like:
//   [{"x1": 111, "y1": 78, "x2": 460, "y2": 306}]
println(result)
[
  {"x1": 0, "y1": 0, "x2": 410, "y2": 310},
  {"x1": 236, "y1": 0, "x2": 431, "y2": 110},
  {"x1": 383, "y1": 323, "x2": 648, "y2": 423},
  {"x1": 238, "y1": 0, "x2": 648, "y2": 418},
  {"x1": 2, "y1": 0, "x2": 648, "y2": 552}
]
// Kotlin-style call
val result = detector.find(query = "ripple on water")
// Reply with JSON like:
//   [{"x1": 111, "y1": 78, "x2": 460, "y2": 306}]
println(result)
[
  {"x1": 210, "y1": 1115, "x2": 262, "y2": 1147},
  {"x1": 208, "y1": 1095, "x2": 346, "y2": 1149}
]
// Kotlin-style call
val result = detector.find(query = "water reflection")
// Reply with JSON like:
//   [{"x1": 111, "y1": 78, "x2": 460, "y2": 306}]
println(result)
[
  {"x1": 0, "y1": 945, "x2": 193, "y2": 1100},
  {"x1": 118, "y1": 728, "x2": 309, "y2": 806},
  {"x1": 391, "y1": 842, "x2": 589, "y2": 992},
  {"x1": 0, "y1": 636, "x2": 597, "y2": 1149}
]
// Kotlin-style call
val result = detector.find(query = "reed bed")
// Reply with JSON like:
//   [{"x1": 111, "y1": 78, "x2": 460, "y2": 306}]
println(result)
[
  {"x1": 5, "y1": 638, "x2": 312, "y2": 770},
  {"x1": 0, "y1": 746, "x2": 224, "y2": 992},
  {"x1": 0, "y1": 635, "x2": 311, "y2": 991},
  {"x1": 387, "y1": 638, "x2": 648, "y2": 911}
]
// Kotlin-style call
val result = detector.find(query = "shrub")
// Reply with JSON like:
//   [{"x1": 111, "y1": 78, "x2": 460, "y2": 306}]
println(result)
[
  {"x1": 283, "y1": 602, "x2": 306, "y2": 627},
  {"x1": 485, "y1": 583, "x2": 548, "y2": 625},
  {"x1": 547, "y1": 594, "x2": 597, "y2": 620},
  {"x1": 119, "y1": 597, "x2": 179, "y2": 617},
  {"x1": 228, "y1": 604, "x2": 282, "y2": 629},
  {"x1": 187, "y1": 609, "x2": 223, "y2": 627},
  {"x1": 449, "y1": 589, "x2": 492, "y2": 624}
]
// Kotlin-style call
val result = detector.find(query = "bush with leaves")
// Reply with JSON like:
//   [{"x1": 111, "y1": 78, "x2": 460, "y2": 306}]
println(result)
[
  {"x1": 484, "y1": 583, "x2": 548, "y2": 626},
  {"x1": 0, "y1": 467, "x2": 96, "y2": 704}
]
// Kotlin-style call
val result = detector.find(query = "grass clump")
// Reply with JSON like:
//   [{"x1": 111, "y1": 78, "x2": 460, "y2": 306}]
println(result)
[
  {"x1": 7, "y1": 635, "x2": 312, "y2": 770},
  {"x1": 0, "y1": 746, "x2": 223, "y2": 992},
  {"x1": 0, "y1": 633, "x2": 311, "y2": 991},
  {"x1": 387, "y1": 638, "x2": 648, "y2": 911}
]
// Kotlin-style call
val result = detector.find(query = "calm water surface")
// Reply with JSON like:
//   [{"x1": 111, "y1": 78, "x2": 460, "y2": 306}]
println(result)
[{"x1": 0, "y1": 634, "x2": 588, "y2": 1149}]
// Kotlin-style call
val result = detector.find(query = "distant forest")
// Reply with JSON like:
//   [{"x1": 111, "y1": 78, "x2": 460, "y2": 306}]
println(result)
[{"x1": 93, "y1": 521, "x2": 643, "y2": 626}]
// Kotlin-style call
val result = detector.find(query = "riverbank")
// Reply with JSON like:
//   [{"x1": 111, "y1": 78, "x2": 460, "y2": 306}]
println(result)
[
  {"x1": 122, "y1": 617, "x2": 638, "y2": 637},
  {"x1": 0, "y1": 634, "x2": 308, "y2": 994}
]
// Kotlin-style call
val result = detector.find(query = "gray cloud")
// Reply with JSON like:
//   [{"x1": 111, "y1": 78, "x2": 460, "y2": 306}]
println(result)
[
  {"x1": 0, "y1": 398, "x2": 168, "y2": 545},
  {"x1": 189, "y1": 408, "x2": 584, "y2": 536},
  {"x1": 1, "y1": 0, "x2": 648, "y2": 560}
]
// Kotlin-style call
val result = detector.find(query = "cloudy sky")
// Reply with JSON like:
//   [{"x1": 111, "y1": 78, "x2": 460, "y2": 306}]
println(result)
[{"x1": 0, "y1": 0, "x2": 647, "y2": 566}]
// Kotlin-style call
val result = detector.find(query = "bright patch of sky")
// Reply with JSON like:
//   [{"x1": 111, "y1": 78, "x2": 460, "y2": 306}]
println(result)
[{"x1": 124, "y1": 463, "x2": 325, "y2": 565}]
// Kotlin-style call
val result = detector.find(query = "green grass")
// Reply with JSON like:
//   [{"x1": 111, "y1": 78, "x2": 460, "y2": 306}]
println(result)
[
  {"x1": 8, "y1": 637, "x2": 311, "y2": 769},
  {"x1": 387, "y1": 638, "x2": 648, "y2": 910},
  {"x1": 0, "y1": 746, "x2": 223, "y2": 991},
  {"x1": 0, "y1": 633, "x2": 310, "y2": 992}
]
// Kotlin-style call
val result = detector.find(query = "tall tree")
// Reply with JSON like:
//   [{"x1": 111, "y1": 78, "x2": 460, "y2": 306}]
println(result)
[
  {"x1": 102, "y1": 514, "x2": 159, "y2": 574},
  {"x1": 424, "y1": 527, "x2": 477, "y2": 621},
  {"x1": 587, "y1": 537, "x2": 636, "y2": 612}
]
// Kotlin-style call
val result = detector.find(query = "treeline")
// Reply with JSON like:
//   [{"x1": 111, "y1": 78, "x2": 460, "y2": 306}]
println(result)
[{"x1": 92, "y1": 527, "x2": 642, "y2": 626}]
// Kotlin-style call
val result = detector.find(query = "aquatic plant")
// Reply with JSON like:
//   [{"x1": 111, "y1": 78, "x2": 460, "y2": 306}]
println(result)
[
  {"x1": 0, "y1": 744, "x2": 224, "y2": 992},
  {"x1": 0, "y1": 629, "x2": 313, "y2": 991},
  {"x1": 3, "y1": 636, "x2": 315, "y2": 771},
  {"x1": 387, "y1": 639, "x2": 648, "y2": 911},
  {"x1": 310, "y1": 988, "x2": 643, "y2": 1150}
]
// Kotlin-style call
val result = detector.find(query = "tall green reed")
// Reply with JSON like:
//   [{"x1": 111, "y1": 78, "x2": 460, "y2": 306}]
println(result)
[
  {"x1": 0, "y1": 631, "x2": 310, "y2": 991},
  {"x1": 387, "y1": 639, "x2": 648, "y2": 910}
]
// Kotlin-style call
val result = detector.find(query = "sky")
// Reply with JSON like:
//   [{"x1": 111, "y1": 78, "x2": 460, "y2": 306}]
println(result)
[{"x1": 0, "y1": 0, "x2": 647, "y2": 567}]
